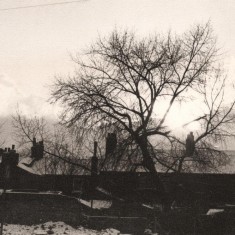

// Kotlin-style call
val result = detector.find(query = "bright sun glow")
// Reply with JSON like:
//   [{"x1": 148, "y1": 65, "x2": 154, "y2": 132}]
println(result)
[{"x1": 158, "y1": 102, "x2": 202, "y2": 135}]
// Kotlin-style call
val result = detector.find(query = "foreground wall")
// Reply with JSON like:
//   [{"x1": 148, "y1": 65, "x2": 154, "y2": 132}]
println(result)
[{"x1": 0, "y1": 192, "x2": 84, "y2": 225}]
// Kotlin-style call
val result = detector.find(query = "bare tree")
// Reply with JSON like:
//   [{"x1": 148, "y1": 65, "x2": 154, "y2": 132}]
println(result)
[
  {"x1": 159, "y1": 68, "x2": 234, "y2": 173},
  {"x1": 12, "y1": 111, "x2": 92, "y2": 174},
  {"x1": 0, "y1": 120, "x2": 6, "y2": 148},
  {"x1": 51, "y1": 23, "x2": 235, "y2": 201}
]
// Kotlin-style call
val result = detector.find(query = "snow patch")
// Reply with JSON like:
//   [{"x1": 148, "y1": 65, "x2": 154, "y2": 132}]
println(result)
[
  {"x1": 79, "y1": 199, "x2": 112, "y2": 209},
  {"x1": 206, "y1": 209, "x2": 224, "y2": 216},
  {"x1": 3, "y1": 221, "x2": 121, "y2": 235},
  {"x1": 18, "y1": 157, "x2": 41, "y2": 175}
]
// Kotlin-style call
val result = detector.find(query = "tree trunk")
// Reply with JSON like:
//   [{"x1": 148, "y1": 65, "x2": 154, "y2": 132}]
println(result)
[
  {"x1": 136, "y1": 135, "x2": 168, "y2": 208},
  {"x1": 177, "y1": 157, "x2": 184, "y2": 172},
  {"x1": 177, "y1": 153, "x2": 187, "y2": 172}
]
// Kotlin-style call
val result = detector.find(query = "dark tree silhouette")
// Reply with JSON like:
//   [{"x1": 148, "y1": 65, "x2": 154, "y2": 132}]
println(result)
[
  {"x1": 51, "y1": 23, "x2": 235, "y2": 202},
  {"x1": 12, "y1": 111, "x2": 92, "y2": 175}
]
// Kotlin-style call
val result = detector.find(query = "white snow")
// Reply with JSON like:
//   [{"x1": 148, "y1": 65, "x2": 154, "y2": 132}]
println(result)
[
  {"x1": 206, "y1": 209, "x2": 224, "y2": 216},
  {"x1": 18, "y1": 159, "x2": 41, "y2": 175},
  {"x1": 79, "y1": 199, "x2": 112, "y2": 209},
  {"x1": 2, "y1": 221, "x2": 121, "y2": 235}
]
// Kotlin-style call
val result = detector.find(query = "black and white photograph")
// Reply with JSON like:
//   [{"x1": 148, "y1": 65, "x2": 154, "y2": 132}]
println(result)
[{"x1": 0, "y1": 0, "x2": 234, "y2": 234}]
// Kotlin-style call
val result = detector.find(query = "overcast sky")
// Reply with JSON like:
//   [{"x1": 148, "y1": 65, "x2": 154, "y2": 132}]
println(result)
[{"x1": 0, "y1": 0, "x2": 235, "y2": 122}]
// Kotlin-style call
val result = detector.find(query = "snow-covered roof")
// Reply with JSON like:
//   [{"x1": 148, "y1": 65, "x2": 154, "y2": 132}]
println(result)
[{"x1": 17, "y1": 157, "x2": 41, "y2": 175}]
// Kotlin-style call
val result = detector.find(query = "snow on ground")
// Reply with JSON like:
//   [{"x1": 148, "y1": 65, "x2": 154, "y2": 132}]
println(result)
[
  {"x1": 3, "y1": 221, "x2": 120, "y2": 235},
  {"x1": 79, "y1": 199, "x2": 112, "y2": 209},
  {"x1": 206, "y1": 209, "x2": 224, "y2": 216}
]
